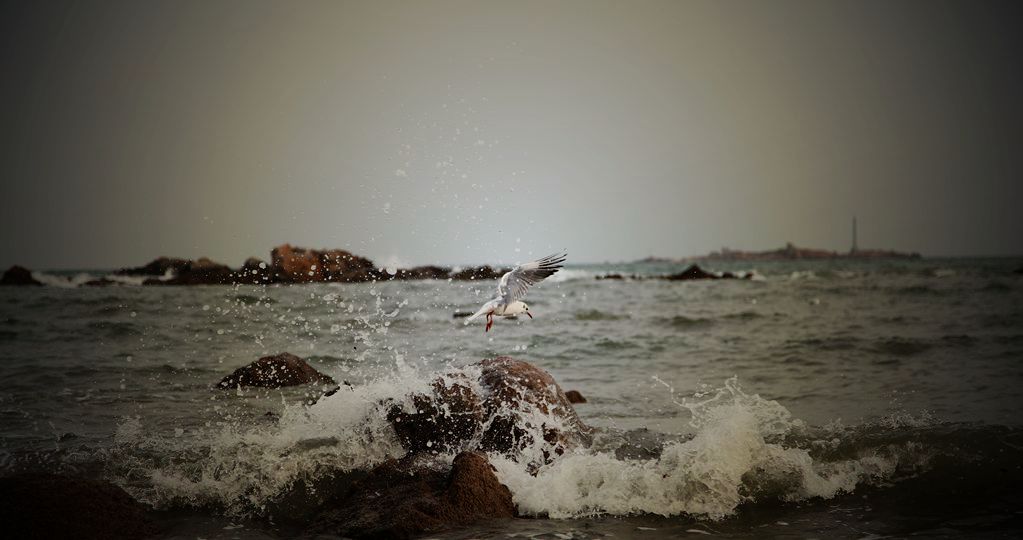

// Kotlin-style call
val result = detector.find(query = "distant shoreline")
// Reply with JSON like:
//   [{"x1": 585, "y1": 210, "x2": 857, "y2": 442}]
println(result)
[{"x1": 637, "y1": 242, "x2": 921, "y2": 264}]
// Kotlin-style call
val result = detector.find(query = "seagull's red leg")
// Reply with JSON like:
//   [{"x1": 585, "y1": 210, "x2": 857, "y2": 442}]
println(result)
[{"x1": 485, "y1": 312, "x2": 493, "y2": 332}]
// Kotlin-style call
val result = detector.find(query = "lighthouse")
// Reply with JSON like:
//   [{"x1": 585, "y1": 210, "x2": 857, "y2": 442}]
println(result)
[{"x1": 851, "y1": 217, "x2": 859, "y2": 254}]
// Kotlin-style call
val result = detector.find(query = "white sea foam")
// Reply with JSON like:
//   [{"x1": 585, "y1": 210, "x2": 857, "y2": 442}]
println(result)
[{"x1": 490, "y1": 378, "x2": 922, "y2": 519}]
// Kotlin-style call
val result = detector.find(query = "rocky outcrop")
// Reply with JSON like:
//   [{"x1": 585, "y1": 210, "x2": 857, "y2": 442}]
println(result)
[
  {"x1": 145, "y1": 257, "x2": 235, "y2": 285},
  {"x1": 663, "y1": 264, "x2": 750, "y2": 281},
  {"x1": 564, "y1": 390, "x2": 587, "y2": 404},
  {"x1": 116, "y1": 256, "x2": 191, "y2": 276},
  {"x1": 237, "y1": 257, "x2": 270, "y2": 284},
  {"x1": 310, "y1": 452, "x2": 515, "y2": 539},
  {"x1": 216, "y1": 352, "x2": 336, "y2": 389},
  {"x1": 387, "y1": 357, "x2": 589, "y2": 458},
  {"x1": 270, "y1": 244, "x2": 377, "y2": 283},
  {"x1": 392, "y1": 265, "x2": 451, "y2": 280},
  {"x1": 450, "y1": 265, "x2": 505, "y2": 281},
  {"x1": 0, "y1": 265, "x2": 41, "y2": 286},
  {"x1": 0, "y1": 473, "x2": 155, "y2": 540}
]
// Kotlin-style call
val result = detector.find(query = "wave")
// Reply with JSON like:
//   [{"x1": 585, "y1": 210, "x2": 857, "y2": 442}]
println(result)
[{"x1": 96, "y1": 369, "x2": 1014, "y2": 525}]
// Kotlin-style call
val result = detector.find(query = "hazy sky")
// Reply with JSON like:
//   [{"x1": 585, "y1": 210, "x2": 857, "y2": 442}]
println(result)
[{"x1": 2, "y1": 0, "x2": 1022, "y2": 269}]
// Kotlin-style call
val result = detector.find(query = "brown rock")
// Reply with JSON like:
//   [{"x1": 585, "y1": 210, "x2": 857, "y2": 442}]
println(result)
[
  {"x1": 236, "y1": 257, "x2": 270, "y2": 284},
  {"x1": 0, "y1": 265, "x2": 42, "y2": 286},
  {"x1": 216, "y1": 352, "x2": 336, "y2": 389},
  {"x1": 564, "y1": 390, "x2": 587, "y2": 404},
  {"x1": 0, "y1": 473, "x2": 156, "y2": 540},
  {"x1": 387, "y1": 357, "x2": 589, "y2": 458},
  {"x1": 310, "y1": 451, "x2": 515, "y2": 539},
  {"x1": 392, "y1": 265, "x2": 451, "y2": 280},
  {"x1": 270, "y1": 244, "x2": 376, "y2": 283}
]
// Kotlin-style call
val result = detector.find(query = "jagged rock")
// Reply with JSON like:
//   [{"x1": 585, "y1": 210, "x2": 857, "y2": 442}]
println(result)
[
  {"x1": 152, "y1": 257, "x2": 234, "y2": 285},
  {"x1": 309, "y1": 452, "x2": 515, "y2": 539},
  {"x1": 270, "y1": 244, "x2": 376, "y2": 283},
  {"x1": 236, "y1": 257, "x2": 270, "y2": 284},
  {"x1": 564, "y1": 390, "x2": 587, "y2": 404},
  {"x1": 0, "y1": 473, "x2": 156, "y2": 540},
  {"x1": 386, "y1": 357, "x2": 589, "y2": 458},
  {"x1": 0, "y1": 266, "x2": 41, "y2": 286},
  {"x1": 216, "y1": 352, "x2": 336, "y2": 389}
]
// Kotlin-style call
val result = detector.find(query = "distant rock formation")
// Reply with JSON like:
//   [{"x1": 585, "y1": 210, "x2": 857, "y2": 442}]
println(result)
[
  {"x1": 564, "y1": 390, "x2": 587, "y2": 404},
  {"x1": 0, "y1": 265, "x2": 41, "y2": 286},
  {"x1": 663, "y1": 264, "x2": 751, "y2": 281},
  {"x1": 641, "y1": 242, "x2": 921, "y2": 263},
  {"x1": 270, "y1": 244, "x2": 377, "y2": 283},
  {"x1": 5, "y1": 244, "x2": 513, "y2": 286},
  {"x1": 216, "y1": 352, "x2": 336, "y2": 389}
]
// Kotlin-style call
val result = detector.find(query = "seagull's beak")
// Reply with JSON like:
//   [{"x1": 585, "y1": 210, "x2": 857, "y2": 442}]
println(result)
[{"x1": 526, "y1": 311, "x2": 533, "y2": 319}]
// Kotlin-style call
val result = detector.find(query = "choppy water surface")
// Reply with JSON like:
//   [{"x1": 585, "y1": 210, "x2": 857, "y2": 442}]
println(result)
[{"x1": 2, "y1": 258, "x2": 1022, "y2": 538}]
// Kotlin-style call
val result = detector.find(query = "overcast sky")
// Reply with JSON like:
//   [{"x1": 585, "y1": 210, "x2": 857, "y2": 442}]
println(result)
[{"x1": 2, "y1": 0, "x2": 1022, "y2": 269}]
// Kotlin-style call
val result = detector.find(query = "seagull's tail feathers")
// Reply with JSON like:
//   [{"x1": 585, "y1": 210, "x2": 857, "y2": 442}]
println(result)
[{"x1": 464, "y1": 305, "x2": 491, "y2": 325}]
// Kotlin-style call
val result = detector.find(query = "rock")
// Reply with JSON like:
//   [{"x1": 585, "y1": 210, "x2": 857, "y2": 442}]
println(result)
[
  {"x1": 237, "y1": 257, "x2": 270, "y2": 284},
  {"x1": 596, "y1": 273, "x2": 624, "y2": 280},
  {"x1": 0, "y1": 473, "x2": 156, "y2": 540},
  {"x1": 216, "y1": 352, "x2": 336, "y2": 389},
  {"x1": 159, "y1": 257, "x2": 234, "y2": 285},
  {"x1": 310, "y1": 451, "x2": 515, "y2": 539},
  {"x1": 450, "y1": 265, "x2": 505, "y2": 281},
  {"x1": 392, "y1": 265, "x2": 451, "y2": 280},
  {"x1": 564, "y1": 390, "x2": 587, "y2": 404},
  {"x1": 116, "y1": 256, "x2": 191, "y2": 276},
  {"x1": 270, "y1": 244, "x2": 376, "y2": 283},
  {"x1": 388, "y1": 376, "x2": 484, "y2": 453},
  {"x1": 664, "y1": 264, "x2": 719, "y2": 280},
  {"x1": 387, "y1": 357, "x2": 589, "y2": 458},
  {"x1": 0, "y1": 265, "x2": 42, "y2": 286}
]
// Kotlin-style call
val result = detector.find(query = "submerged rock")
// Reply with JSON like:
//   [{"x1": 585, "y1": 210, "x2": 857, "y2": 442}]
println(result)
[
  {"x1": 116, "y1": 256, "x2": 191, "y2": 276},
  {"x1": 0, "y1": 265, "x2": 42, "y2": 286},
  {"x1": 216, "y1": 352, "x2": 336, "y2": 389},
  {"x1": 386, "y1": 357, "x2": 589, "y2": 457},
  {"x1": 146, "y1": 257, "x2": 235, "y2": 285},
  {"x1": 310, "y1": 452, "x2": 515, "y2": 539},
  {"x1": 0, "y1": 473, "x2": 155, "y2": 540},
  {"x1": 564, "y1": 390, "x2": 587, "y2": 404}
]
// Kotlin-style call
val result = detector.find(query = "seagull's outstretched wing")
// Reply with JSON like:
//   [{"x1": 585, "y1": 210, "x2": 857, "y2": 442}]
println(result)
[{"x1": 497, "y1": 251, "x2": 567, "y2": 303}]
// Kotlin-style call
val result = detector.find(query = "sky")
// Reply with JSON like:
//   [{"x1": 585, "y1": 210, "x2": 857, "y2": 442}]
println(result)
[{"x1": 2, "y1": 0, "x2": 1022, "y2": 269}]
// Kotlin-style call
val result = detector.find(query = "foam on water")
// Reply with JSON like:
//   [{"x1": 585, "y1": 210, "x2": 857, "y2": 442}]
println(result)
[{"x1": 490, "y1": 378, "x2": 925, "y2": 520}]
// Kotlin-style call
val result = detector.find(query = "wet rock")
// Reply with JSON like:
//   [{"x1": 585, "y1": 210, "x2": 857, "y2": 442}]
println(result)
[
  {"x1": 270, "y1": 244, "x2": 376, "y2": 283},
  {"x1": 564, "y1": 390, "x2": 587, "y2": 404},
  {"x1": 388, "y1": 376, "x2": 485, "y2": 453},
  {"x1": 216, "y1": 352, "x2": 336, "y2": 389},
  {"x1": 0, "y1": 473, "x2": 156, "y2": 540},
  {"x1": 310, "y1": 451, "x2": 515, "y2": 539},
  {"x1": 387, "y1": 357, "x2": 589, "y2": 457},
  {"x1": 0, "y1": 265, "x2": 42, "y2": 286},
  {"x1": 450, "y1": 265, "x2": 505, "y2": 281}
]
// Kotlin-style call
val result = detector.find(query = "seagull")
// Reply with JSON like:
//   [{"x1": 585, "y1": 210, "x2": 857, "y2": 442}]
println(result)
[{"x1": 465, "y1": 252, "x2": 566, "y2": 332}]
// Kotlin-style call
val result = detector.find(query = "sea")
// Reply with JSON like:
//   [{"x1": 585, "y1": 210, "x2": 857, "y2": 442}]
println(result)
[{"x1": 2, "y1": 257, "x2": 1022, "y2": 539}]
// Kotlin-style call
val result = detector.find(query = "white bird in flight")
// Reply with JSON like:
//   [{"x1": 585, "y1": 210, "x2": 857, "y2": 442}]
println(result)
[{"x1": 465, "y1": 252, "x2": 566, "y2": 332}]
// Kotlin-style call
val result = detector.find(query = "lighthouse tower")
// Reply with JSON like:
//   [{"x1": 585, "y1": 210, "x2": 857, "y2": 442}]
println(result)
[{"x1": 851, "y1": 217, "x2": 859, "y2": 254}]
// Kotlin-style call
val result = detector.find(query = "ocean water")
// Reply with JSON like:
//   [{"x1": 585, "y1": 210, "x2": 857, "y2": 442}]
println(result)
[{"x1": 2, "y1": 258, "x2": 1022, "y2": 538}]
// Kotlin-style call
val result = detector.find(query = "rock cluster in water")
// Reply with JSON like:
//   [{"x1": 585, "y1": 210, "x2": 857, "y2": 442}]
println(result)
[{"x1": 0, "y1": 243, "x2": 507, "y2": 286}]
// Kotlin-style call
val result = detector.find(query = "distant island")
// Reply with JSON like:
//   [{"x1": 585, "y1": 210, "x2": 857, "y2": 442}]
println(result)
[{"x1": 638, "y1": 242, "x2": 921, "y2": 263}]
